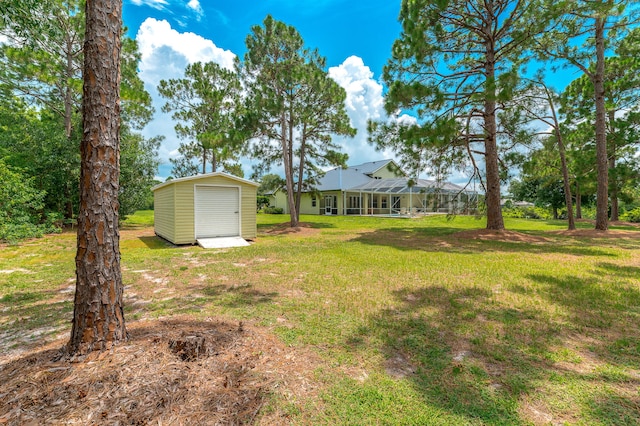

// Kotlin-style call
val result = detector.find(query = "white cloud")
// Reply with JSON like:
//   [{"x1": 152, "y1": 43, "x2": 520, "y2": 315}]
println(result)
[
  {"x1": 129, "y1": 0, "x2": 205, "y2": 22},
  {"x1": 328, "y1": 56, "x2": 397, "y2": 166},
  {"x1": 130, "y1": 0, "x2": 169, "y2": 10},
  {"x1": 135, "y1": 18, "x2": 236, "y2": 165},
  {"x1": 186, "y1": 0, "x2": 203, "y2": 16},
  {"x1": 136, "y1": 38, "x2": 400, "y2": 179}
]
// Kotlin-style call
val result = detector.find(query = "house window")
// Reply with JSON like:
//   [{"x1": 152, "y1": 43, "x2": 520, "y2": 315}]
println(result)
[
  {"x1": 372, "y1": 197, "x2": 378, "y2": 208},
  {"x1": 381, "y1": 196, "x2": 387, "y2": 208},
  {"x1": 348, "y1": 196, "x2": 361, "y2": 209},
  {"x1": 311, "y1": 197, "x2": 316, "y2": 207}
]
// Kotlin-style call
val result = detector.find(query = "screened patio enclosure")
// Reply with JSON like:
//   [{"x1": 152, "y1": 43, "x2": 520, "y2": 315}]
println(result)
[{"x1": 322, "y1": 177, "x2": 478, "y2": 216}]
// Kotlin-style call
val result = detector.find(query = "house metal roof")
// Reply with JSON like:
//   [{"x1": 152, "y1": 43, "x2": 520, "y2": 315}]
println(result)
[
  {"x1": 347, "y1": 159, "x2": 398, "y2": 176},
  {"x1": 316, "y1": 167, "x2": 372, "y2": 191},
  {"x1": 272, "y1": 159, "x2": 470, "y2": 195},
  {"x1": 316, "y1": 159, "x2": 403, "y2": 191}
]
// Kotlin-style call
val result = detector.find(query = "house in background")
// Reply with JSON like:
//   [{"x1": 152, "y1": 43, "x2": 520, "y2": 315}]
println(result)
[{"x1": 269, "y1": 159, "x2": 477, "y2": 216}]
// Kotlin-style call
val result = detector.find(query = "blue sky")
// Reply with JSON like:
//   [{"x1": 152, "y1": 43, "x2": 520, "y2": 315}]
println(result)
[{"x1": 123, "y1": 0, "x2": 405, "y2": 180}]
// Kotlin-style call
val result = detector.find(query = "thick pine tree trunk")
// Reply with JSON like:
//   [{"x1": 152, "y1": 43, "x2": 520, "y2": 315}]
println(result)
[
  {"x1": 484, "y1": 35, "x2": 504, "y2": 231},
  {"x1": 68, "y1": 0, "x2": 126, "y2": 355},
  {"x1": 594, "y1": 17, "x2": 609, "y2": 231},
  {"x1": 280, "y1": 114, "x2": 299, "y2": 228}
]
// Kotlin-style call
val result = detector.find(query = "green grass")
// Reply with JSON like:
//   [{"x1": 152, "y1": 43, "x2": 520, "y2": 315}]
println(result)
[
  {"x1": 2, "y1": 211, "x2": 640, "y2": 424},
  {"x1": 122, "y1": 209, "x2": 155, "y2": 227}
]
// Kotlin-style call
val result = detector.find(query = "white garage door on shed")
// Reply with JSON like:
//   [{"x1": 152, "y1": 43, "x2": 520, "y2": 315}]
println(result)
[{"x1": 195, "y1": 185, "x2": 240, "y2": 238}]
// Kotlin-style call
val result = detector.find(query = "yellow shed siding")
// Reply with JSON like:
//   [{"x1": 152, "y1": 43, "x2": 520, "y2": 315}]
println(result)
[
  {"x1": 240, "y1": 187, "x2": 256, "y2": 239},
  {"x1": 153, "y1": 174, "x2": 257, "y2": 244},
  {"x1": 153, "y1": 185, "x2": 176, "y2": 243},
  {"x1": 173, "y1": 180, "x2": 196, "y2": 244}
]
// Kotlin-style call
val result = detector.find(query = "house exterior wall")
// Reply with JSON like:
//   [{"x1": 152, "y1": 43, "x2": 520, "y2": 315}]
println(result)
[
  {"x1": 153, "y1": 184, "x2": 176, "y2": 243},
  {"x1": 270, "y1": 191, "x2": 290, "y2": 214},
  {"x1": 154, "y1": 175, "x2": 257, "y2": 244},
  {"x1": 268, "y1": 191, "x2": 319, "y2": 215},
  {"x1": 298, "y1": 193, "x2": 320, "y2": 215},
  {"x1": 370, "y1": 164, "x2": 403, "y2": 179}
]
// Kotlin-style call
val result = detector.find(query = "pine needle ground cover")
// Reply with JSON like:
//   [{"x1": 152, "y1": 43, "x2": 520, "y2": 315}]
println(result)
[{"x1": 1, "y1": 212, "x2": 639, "y2": 424}]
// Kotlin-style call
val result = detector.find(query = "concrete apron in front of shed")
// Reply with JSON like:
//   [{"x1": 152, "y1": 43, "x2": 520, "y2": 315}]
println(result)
[{"x1": 196, "y1": 237, "x2": 250, "y2": 249}]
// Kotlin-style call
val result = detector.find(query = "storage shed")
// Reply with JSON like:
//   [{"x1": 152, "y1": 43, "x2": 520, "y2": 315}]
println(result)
[{"x1": 152, "y1": 172, "x2": 258, "y2": 245}]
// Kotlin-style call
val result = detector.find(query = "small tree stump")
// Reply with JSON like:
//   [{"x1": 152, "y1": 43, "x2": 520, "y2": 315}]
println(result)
[{"x1": 169, "y1": 335, "x2": 208, "y2": 361}]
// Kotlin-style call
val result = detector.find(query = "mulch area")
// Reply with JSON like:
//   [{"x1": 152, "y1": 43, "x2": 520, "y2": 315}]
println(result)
[{"x1": 0, "y1": 317, "x2": 321, "y2": 425}]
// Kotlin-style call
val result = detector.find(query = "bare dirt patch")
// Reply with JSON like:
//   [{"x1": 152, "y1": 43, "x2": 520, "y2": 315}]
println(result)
[
  {"x1": 0, "y1": 317, "x2": 321, "y2": 425},
  {"x1": 453, "y1": 229, "x2": 550, "y2": 243},
  {"x1": 261, "y1": 222, "x2": 322, "y2": 236}
]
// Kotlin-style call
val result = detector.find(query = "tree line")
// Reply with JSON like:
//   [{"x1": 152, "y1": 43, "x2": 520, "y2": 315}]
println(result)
[
  {"x1": 2, "y1": 0, "x2": 640, "y2": 244},
  {"x1": 371, "y1": 0, "x2": 640, "y2": 231},
  {"x1": 0, "y1": 0, "x2": 159, "y2": 242}
]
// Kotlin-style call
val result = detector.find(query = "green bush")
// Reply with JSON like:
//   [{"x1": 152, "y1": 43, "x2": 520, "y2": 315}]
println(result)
[
  {"x1": 620, "y1": 207, "x2": 640, "y2": 223},
  {"x1": 263, "y1": 206, "x2": 284, "y2": 214},
  {"x1": 257, "y1": 195, "x2": 270, "y2": 212},
  {"x1": 502, "y1": 206, "x2": 549, "y2": 219},
  {"x1": 578, "y1": 206, "x2": 597, "y2": 220},
  {"x1": 0, "y1": 160, "x2": 61, "y2": 243}
]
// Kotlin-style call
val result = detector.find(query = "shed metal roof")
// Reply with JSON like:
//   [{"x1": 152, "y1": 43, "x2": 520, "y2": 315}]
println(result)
[{"x1": 151, "y1": 172, "x2": 259, "y2": 192}]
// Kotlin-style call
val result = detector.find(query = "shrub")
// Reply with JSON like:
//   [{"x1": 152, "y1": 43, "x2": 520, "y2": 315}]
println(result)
[
  {"x1": 257, "y1": 195, "x2": 270, "y2": 212},
  {"x1": 263, "y1": 206, "x2": 284, "y2": 214},
  {"x1": 502, "y1": 206, "x2": 548, "y2": 219},
  {"x1": 0, "y1": 161, "x2": 60, "y2": 243},
  {"x1": 620, "y1": 207, "x2": 640, "y2": 223}
]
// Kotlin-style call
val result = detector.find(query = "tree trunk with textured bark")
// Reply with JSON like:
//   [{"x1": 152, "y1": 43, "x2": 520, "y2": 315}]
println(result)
[
  {"x1": 483, "y1": 25, "x2": 504, "y2": 231},
  {"x1": 594, "y1": 16, "x2": 609, "y2": 231},
  {"x1": 68, "y1": 0, "x2": 126, "y2": 356}
]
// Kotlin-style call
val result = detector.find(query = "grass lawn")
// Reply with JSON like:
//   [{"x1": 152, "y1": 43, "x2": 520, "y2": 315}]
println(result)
[{"x1": 1, "y1": 212, "x2": 640, "y2": 424}]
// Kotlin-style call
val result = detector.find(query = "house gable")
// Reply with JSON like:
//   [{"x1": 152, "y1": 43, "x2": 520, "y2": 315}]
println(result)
[{"x1": 316, "y1": 159, "x2": 406, "y2": 191}]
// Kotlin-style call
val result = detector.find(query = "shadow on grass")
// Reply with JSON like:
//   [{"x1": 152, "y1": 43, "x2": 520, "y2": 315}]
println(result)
[
  {"x1": 200, "y1": 283, "x2": 278, "y2": 308},
  {"x1": 128, "y1": 284, "x2": 279, "y2": 318},
  {"x1": 350, "y1": 227, "x2": 620, "y2": 257},
  {"x1": 337, "y1": 286, "x2": 545, "y2": 424},
  {"x1": 340, "y1": 278, "x2": 640, "y2": 424},
  {"x1": 137, "y1": 236, "x2": 176, "y2": 249},
  {"x1": 257, "y1": 221, "x2": 336, "y2": 231},
  {"x1": 0, "y1": 290, "x2": 73, "y2": 349},
  {"x1": 526, "y1": 265, "x2": 640, "y2": 369}
]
